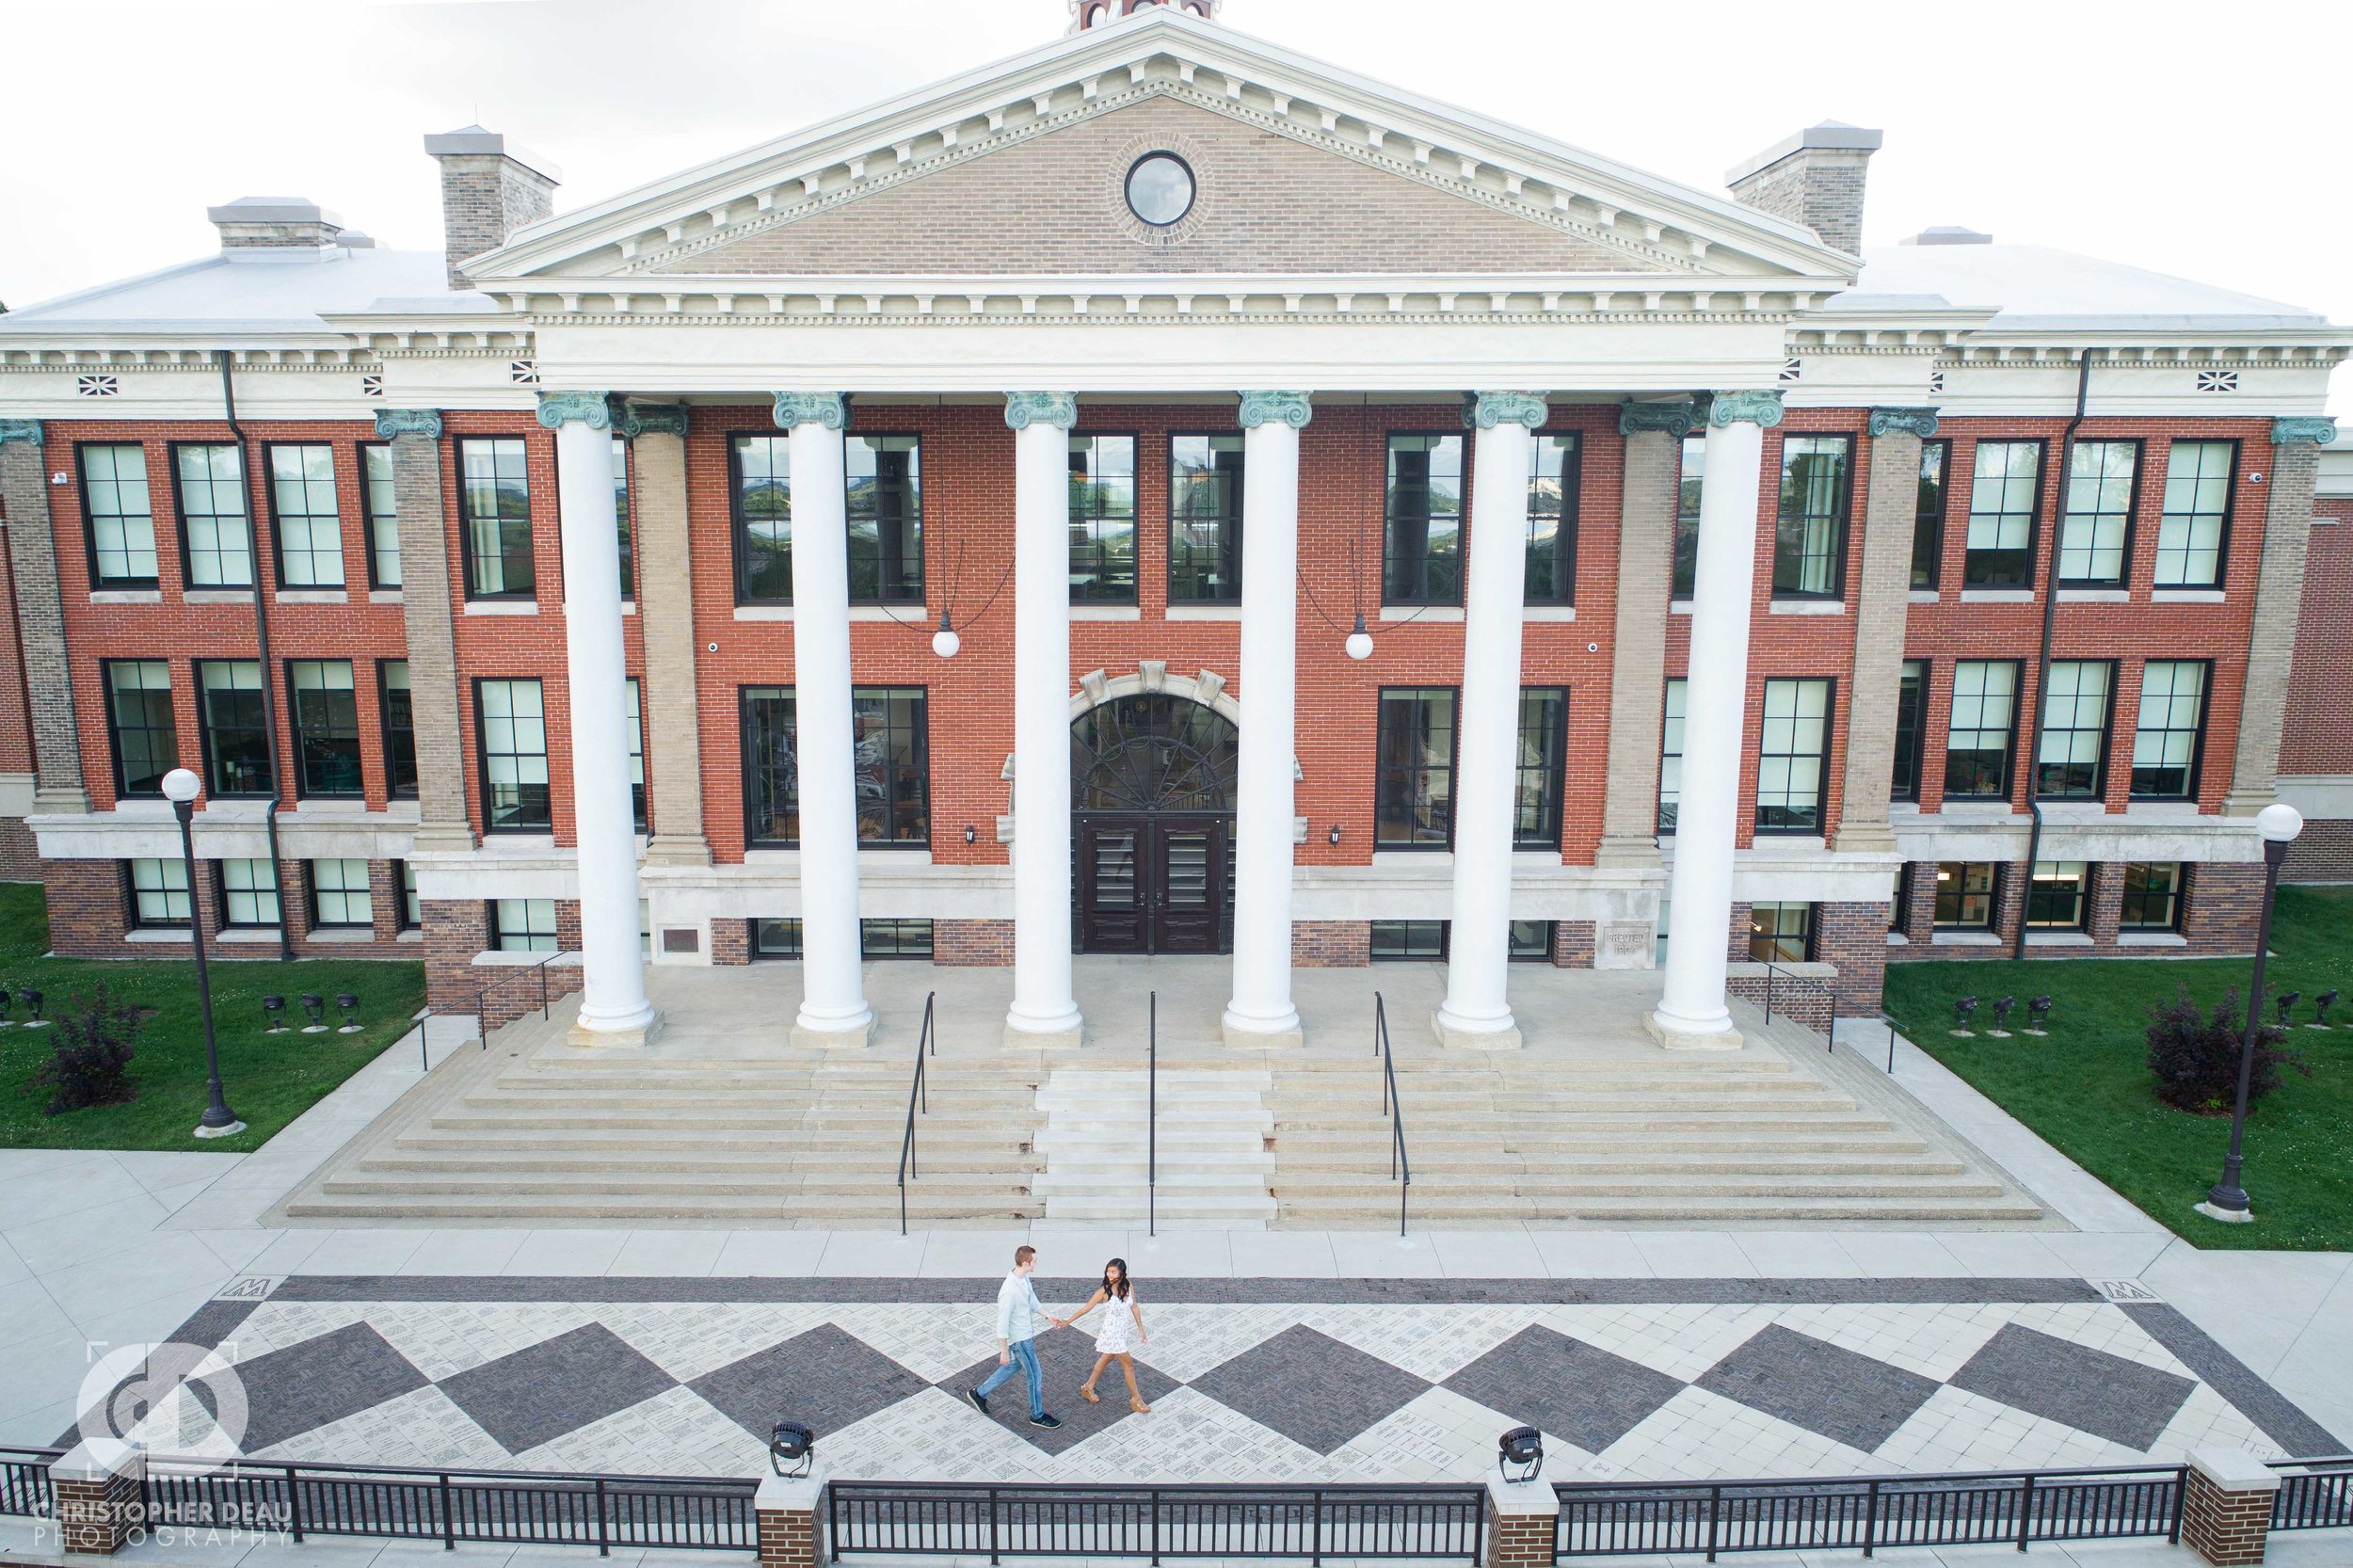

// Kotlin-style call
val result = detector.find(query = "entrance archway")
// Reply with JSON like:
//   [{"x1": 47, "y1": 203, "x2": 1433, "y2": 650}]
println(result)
[{"x1": 1070, "y1": 693, "x2": 1238, "y2": 954}]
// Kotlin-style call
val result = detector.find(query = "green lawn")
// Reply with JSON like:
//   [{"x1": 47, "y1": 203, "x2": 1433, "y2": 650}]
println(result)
[
  {"x1": 0, "y1": 883, "x2": 425, "y2": 1153},
  {"x1": 1884, "y1": 885, "x2": 2353, "y2": 1251}
]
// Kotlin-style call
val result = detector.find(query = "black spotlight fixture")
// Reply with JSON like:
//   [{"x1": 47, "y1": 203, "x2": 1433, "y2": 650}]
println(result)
[
  {"x1": 1990, "y1": 996, "x2": 2016, "y2": 1035},
  {"x1": 299, "y1": 993, "x2": 327, "y2": 1033},
  {"x1": 770, "y1": 1420, "x2": 816, "y2": 1479},
  {"x1": 0, "y1": 987, "x2": 13, "y2": 1027},
  {"x1": 2316, "y1": 989, "x2": 2341, "y2": 1029},
  {"x1": 2025, "y1": 996, "x2": 2054, "y2": 1035},
  {"x1": 1497, "y1": 1426, "x2": 1544, "y2": 1483},
  {"x1": 336, "y1": 993, "x2": 362, "y2": 1033},
  {"x1": 263, "y1": 995, "x2": 289, "y2": 1032},
  {"x1": 963, "y1": 824, "x2": 977, "y2": 845},
  {"x1": 22, "y1": 987, "x2": 46, "y2": 1029},
  {"x1": 2276, "y1": 990, "x2": 2301, "y2": 1028},
  {"x1": 1951, "y1": 996, "x2": 1978, "y2": 1035}
]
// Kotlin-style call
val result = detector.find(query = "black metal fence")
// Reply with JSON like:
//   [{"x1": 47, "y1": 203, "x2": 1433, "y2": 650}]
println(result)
[
  {"x1": 2274, "y1": 1457, "x2": 2353, "y2": 1532},
  {"x1": 829, "y1": 1481, "x2": 1485, "y2": 1563},
  {"x1": 0, "y1": 1448, "x2": 56, "y2": 1519}
]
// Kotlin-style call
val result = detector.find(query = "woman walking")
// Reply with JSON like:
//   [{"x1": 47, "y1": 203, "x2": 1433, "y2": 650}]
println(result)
[{"x1": 1064, "y1": 1257, "x2": 1151, "y2": 1412}]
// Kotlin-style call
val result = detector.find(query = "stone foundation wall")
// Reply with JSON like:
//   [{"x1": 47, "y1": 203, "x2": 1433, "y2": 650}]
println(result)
[{"x1": 43, "y1": 855, "x2": 422, "y2": 963}]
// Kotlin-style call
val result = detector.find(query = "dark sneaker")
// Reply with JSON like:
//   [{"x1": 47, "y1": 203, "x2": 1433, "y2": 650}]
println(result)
[
  {"x1": 965, "y1": 1388, "x2": 989, "y2": 1416},
  {"x1": 1031, "y1": 1413, "x2": 1063, "y2": 1430}
]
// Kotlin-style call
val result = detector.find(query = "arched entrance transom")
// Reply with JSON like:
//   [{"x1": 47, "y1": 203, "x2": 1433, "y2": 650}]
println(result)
[{"x1": 1071, "y1": 693, "x2": 1238, "y2": 953}]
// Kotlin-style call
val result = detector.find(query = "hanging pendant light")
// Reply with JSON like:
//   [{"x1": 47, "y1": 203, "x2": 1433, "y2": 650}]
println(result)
[
  {"x1": 1345, "y1": 610, "x2": 1373, "y2": 662},
  {"x1": 932, "y1": 606, "x2": 960, "y2": 659}
]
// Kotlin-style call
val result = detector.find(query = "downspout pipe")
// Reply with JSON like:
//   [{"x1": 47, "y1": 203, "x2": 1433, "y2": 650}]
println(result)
[
  {"x1": 216, "y1": 350, "x2": 294, "y2": 962},
  {"x1": 2011, "y1": 351, "x2": 2094, "y2": 960}
]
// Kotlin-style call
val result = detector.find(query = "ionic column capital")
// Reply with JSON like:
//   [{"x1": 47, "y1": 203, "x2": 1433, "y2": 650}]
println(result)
[
  {"x1": 1617, "y1": 398, "x2": 1695, "y2": 439},
  {"x1": 373, "y1": 408, "x2": 443, "y2": 441},
  {"x1": 2272, "y1": 415, "x2": 2338, "y2": 447},
  {"x1": 1867, "y1": 407, "x2": 1941, "y2": 440},
  {"x1": 773, "y1": 392, "x2": 847, "y2": 431},
  {"x1": 616, "y1": 403, "x2": 690, "y2": 440},
  {"x1": 1239, "y1": 391, "x2": 1314, "y2": 430},
  {"x1": 1465, "y1": 392, "x2": 1550, "y2": 430},
  {"x1": 0, "y1": 418, "x2": 43, "y2": 447},
  {"x1": 536, "y1": 391, "x2": 615, "y2": 430},
  {"x1": 1708, "y1": 389, "x2": 1785, "y2": 428},
  {"x1": 1003, "y1": 392, "x2": 1080, "y2": 431}
]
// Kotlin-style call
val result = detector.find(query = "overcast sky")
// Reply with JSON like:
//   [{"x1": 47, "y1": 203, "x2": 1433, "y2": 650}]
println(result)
[{"x1": 5, "y1": 0, "x2": 2349, "y2": 404}]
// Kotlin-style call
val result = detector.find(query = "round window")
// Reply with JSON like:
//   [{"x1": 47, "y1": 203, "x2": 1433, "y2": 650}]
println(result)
[{"x1": 1126, "y1": 152, "x2": 1195, "y2": 227}]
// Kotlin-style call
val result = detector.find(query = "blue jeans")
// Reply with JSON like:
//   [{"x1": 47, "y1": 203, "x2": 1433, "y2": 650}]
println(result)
[{"x1": 976, "y1": 1336, "x2": 1045, "y2": 1417}]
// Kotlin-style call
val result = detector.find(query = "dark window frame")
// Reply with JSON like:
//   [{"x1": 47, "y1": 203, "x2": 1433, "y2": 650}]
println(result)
[
  {"x1": 1891, "y1": 659, "x2": 1928, "y2": 802},
  {"x1": 1944, "y1": 658, "x2": 2024, "y2": 801},
  {"x1": 123, "y1": 856, "x2": 191, "y2": 931},
  {"x1": 1961, "y1": 438, "x2": 2048, "y2": 589},
  {"x1": 261, "y1": 440, "x2": 346, "y2": 591},
  {"x1": 1166, "y1": 430, "x2": 1245, "y2": 605},
  {"x1": 456, "y1": 435, "x2": 536, "y2": 601},
  {"x1": 1524, "y1": 430, "x2": 1582, "y2": 607},
  {"x1": 1514, "y1": 686, "x2": 1569, "y2": 850},
  {"x1": 75, "y1": 440, "x2": 161, "y2": 589},
  {"x1": 192, "y1": 657, "x2": 274, "y2": 799},
  {"x1": 1509, "y1": 920, "x2": 1556, "y2": 961},
  {"x1": 2120, "y1": 861, "x2": 2185, "y2": 932},
  {"x1": 1912, "y1": 439, "x2": 1949, "y2": 590},
  {"x1": 360, "y1": 440, "x2": 402, "y2": 590},
  {"x1": 2025, "y1": 860, "x2": 2091, "y2": 930},
  {"x1": 1748, "y1": 901, "x2": 1817, "y2": 962},
  {"x1": 1068, "y1": 429, "x2": 1142, "y2": 605},
  {"x1": 612, "y1": 435, "x2": 635, "y2": 602},
  {"x1": 1672, "y1": 435, "x2": 1704, "y2": 598},
  {"x1": 728, "y1": 431, "x2": 793, "y2": 606},
  {"x1": 101, "y1": 657, "x2": 178, "y2": 800},
  {"x1": 285, "y1": 658, "x2": 363, "y2": 800},
  {"x1": 168, "y1": 439, "x2": 257, "y2": 591},
  {"x1": 1382, "y1": 430, "x2": 1466, "y2": 608},
  {"x1": 392, "y1": 857, "x2": 421, "y2": 931},
  {"x1": 1369, "y1": 919, "x2": 1449, "y2": 961},
  {"x1": 1754, "y1": 676, "x2": 1835, "y2": 834},
  {"x1": 473, "y1": 676, "x2": 552, "y2": 833},
  {"x1": 738, "y1": 683, "x2": 932, "y2": 850},
  {"x1": 1932, "y1": 860, "x2": 1999, "y2": 930},
  {"x1": 2154, "y1": 438, "x2": 2239, "y2": 590},
  {"x1": 2033, "y1": 658, "x2": 2118, "y2": 802},
  {"x1": 2055, "y1": 438, "x2": 2143, "y2": 589},
  {"x1": 2130, "y1": 657, "x2": 2212, "y2": 801},
  {"x1": 215, "y1": 856, "x2": 281, "y2": 930},
  {"x1": 1658, "y1": 676, "x2": 1687, "y2": 835},
  {"x1": 860, "y1": 918, "x2": 935, "y2": 958},
  {"x1": 752, "y1": 917, "x2": 803, "y2": 958},
  {"x1": 845, "y1": 430, "x2": 924, "y2": 605},
  {"x1": 1770, "y1": 432, "x2": 1853, "y2": 600},
  {"x1": 490, "y1": 896, "x2": 560, "y2": 952},
  {"x1": 1374, "y1": 685, "x2": 1459, "y2": 850},
  {"x1": 378, "y1": 659, "x2": 417, "y2": 799},
  {"x1": 307, "y1": 857, "x2": 373, "y2": 930}
]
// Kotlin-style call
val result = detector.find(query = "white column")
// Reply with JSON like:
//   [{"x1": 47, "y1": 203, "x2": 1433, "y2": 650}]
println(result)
[
  {"x1": 1650, "y1": 390, "x2": 1780, "y2": 1050},
  {"x1": 1224, "y1": 392, "x2": 1312, "y2": 1048},
  {"x1": 1435, "y1": 392, "x2": 1547, "y2": 1050},
  {"x1": 540, "y1": 393, "x2": 658, "y2": 1045},
  {"x1": 776, "y1": 393, "x2": 874, "y2": 1047},
  {"x1": 1004, "y1": 392, "x2": 1083, "y2": 1048}
]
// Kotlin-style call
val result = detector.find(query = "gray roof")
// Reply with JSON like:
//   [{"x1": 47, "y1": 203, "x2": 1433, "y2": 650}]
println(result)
[
  {"x1": 1852, "y1": 243, "x2": 2322, "y2": 331},
  {"x1": 0, "y1": 244, "x2": 458, "y2": 337}
]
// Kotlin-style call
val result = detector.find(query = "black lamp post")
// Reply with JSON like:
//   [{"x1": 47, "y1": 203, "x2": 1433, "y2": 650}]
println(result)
[
  {"x1": 163, "y1": 768, "x2": 243, "y2": 1140},
  {"x1": 2200, "y1": 802, "x2": 2303, "y2": 1223}
]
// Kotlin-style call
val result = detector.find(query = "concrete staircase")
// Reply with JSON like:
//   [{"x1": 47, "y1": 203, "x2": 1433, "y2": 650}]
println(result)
[
  {"x1": 282, "y1": 1010, "x2": 1048, "y2": 1226},
  {"x1": 1031, "y1": 1066, "x2": 1276, "y2": 1227},
  {"x1": 1265, "y1": 1030, "x2": 2043, "y2": 1226}
]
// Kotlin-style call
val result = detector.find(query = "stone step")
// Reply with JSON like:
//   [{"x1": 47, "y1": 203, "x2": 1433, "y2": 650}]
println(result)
[
  {"x1": 284, "y1": 1193, "x2": 1045, "y2": 1224},
  {"x1": 320, "y1": 1171, "x2": 1039, "y2": 1199},
  {"x1": 402, "y1": 1124, "x2": 1035, "y2": 1152},
  {"x1": 1031, "y1": 1166, "x2": 1273, "y2": 1191},
  {"x1": 1274, "y1": 1194, "x2": 2047, "y2": 1224},
  {"x1": 1267, "y1": 1152, "x2": 1962, "y2": 1179},
  {"x1": 1272, "y1": 1172, "x2": 2009, "y2": 1200},
  {"x1": 432, "y1": 1106, "x2": 1032, "y2": 1130},
  {"x1": 364, "y1": 1149, "x2": 1041, "y2": 1176},
  {"x1": 1044, "y1": 1197, "x2": 1278, "y2": 1222},
  {"x1": 1267, "y1": 1128, "x2": 1917, "y2": 1157}
]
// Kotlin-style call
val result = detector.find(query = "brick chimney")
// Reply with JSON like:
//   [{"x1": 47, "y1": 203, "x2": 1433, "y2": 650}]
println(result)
[
  {"x1": 1725, "y1": 121, "x2": 1882, "y2": 257},
  {"x1": 423, "y1": 125, "x2": 560, "y2": 290},
  {"x1": 206, "y1": 197, "x2": 344, "y2": 249}
]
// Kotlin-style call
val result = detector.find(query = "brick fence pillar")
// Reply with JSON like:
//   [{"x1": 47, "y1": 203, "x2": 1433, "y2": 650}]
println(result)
[
  {"x1": 756, "y1": 1469, "x2": 825, "y2": 1568},
  {"x1": 1481, "y1": 1469, "x2": 1559, "y2": 1568},
  {"x1": 2180, "y1": 1448, "x2": 2281, "y2": 1566},
  {"x1": 49, "y1": 1445, "x2": 144, "y2": 1555}
]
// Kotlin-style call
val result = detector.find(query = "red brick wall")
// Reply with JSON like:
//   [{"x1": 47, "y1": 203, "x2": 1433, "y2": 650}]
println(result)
[
  {"x1": 1291, "y1": 920, "x2": 1370, "y2": 968},
  {"x1": 1887, "y1": 858, "x2": 2261, "y2": 960},
  {"x1": 935, "y1": 917, "x2": 1016, "y2": 966},
  {"x1": 43, "y1": 851, "x2": 424, "y2": 961},
  {"x1": 423, "y1": 895, "x2": 585, "y2": 1026},
  {"x1": 1550, "y1": 919, "x2": 1596, "y2": 968}
]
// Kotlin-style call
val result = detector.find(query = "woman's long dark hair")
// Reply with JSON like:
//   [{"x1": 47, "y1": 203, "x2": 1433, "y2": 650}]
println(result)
[{"x1": 1103, "y1": 1257, "x2": 1131, "y2": 1300}]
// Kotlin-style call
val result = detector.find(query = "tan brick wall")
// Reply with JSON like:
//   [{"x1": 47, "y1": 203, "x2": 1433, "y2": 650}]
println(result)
[
  {"x1": 1, "y1": 432, "x2": 89, "y2": 809},
  {"x1": 1832, "y1": 423, "x2": 1918, "y2": 852},
  {"x1": 437, "y1": 153, "x2": 554, "y2": 290},
  {"x1": 389, "y1": 425, "x2": 474, "y2": 849},
  {"x1": 2225, "y1": 438, "x2": 2320, "y2": 811},
  {"x1": 632, "y1": 425, "x2": 710, "y2": 864},
  {"x1": 1596, "y1": 425, "x2": 1675, "y2": 863}
]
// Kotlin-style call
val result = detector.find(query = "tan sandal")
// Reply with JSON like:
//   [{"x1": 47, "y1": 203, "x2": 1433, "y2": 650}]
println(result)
[
  {"x1": 1079, "y1": 1384, "x2": 1100, "y2": 1404},
  {"x1": 1130, "y1": 1399, "x2": 1152, "y2": 1414}
]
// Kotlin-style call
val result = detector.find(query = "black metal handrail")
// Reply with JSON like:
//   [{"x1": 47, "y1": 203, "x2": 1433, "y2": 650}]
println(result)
[
  {"x1": 1755, "y1": 958, "x2": 1900, "y2": 1074},
  {"x1": 896, "y1": 991, "x2": 936, "y2": 1237},
  {"x1": 1147, "y1": 990, "x2": 1159, "y2": 1239},
  {"x1": 1557, "y1": 1461, "x2": 2185, "y2": 1560},
  {"x1": 830, "y1": 1480, "x2": 1486, "y2": 1564},
  {"x1": 1373, "y1": 993, "x2": 1409, "y2": 1238},
  {"x1": 410, "y1": 948, "x2": 580, "y2": 1071},
  {"x1": 2273, "y1": 1456, "x2": 2353, "y2": 1531},
  {"x1": 0, "y1": 1447, "x2": 59, "y2": 1518}
]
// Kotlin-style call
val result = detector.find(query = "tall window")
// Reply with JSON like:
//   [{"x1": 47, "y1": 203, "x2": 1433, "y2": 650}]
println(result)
[
  {"x1": 174, "y1": 443, "x2": 253, "y2": 587},
  {"x1": 1374, "y1": 687, "x2": 1455, "y2": 847},
  {"x1": 626, "y1": 679, "x2": 647, "y2": 831},
  {"x1": 1772, "y1": 435, "x2": 1850, "y2": 598},
  {"x1": 2157, "y1": 440, "x2": 2234, "y2": 587},
  {"x1": 1756, "y1": 678, "x2": 1832, "y2": 832},
  {"x1": 361, "y1": 442, "x2": 401, "y2": 587},
  {"x1": 288, "y1": 660, "x2": 361, "y2": 797},
  {"x1": 1383, "y1": 434, "x2": 1463, "y2": 605},
  {"x1": 731, "y1": 434, "x2": 792, "y2": 603},
  {"x1": 2026, "y1": 861, "x2": 2089, "y2": 929},
  {"x1": 1672, "y1": 435, "x2": 1704, "y2": 597},
  {"x1": 104, "y1": 660, "x2": 177, "y2": 798},
  {"x1": 1525, "y1": 433, "x2": 1580, "y2": 605},
  {"x1": 1068, "y1": 434, "x2": 1137, "y2": 602},
  {"x1": 310, "y1": 858, "x2": 371, "y2": 928},
  {"x1": 218, "y1": 858, "x2": 280, "y2": 928},
  {"x1": 79, "y1": 443, "x2": 158, "y2": 586},
  {"x1": 2132, "y1": 660, "x2": 2206, "y2": 798},
  {"x1": 476, "y1": 678, "x2": 550, "y2": 830},
  {"x1": 459, "y1": 437, "x2": 533, "y2": 598},
  {"x1": 1749, "y1": 902, "x2": 1815, "y2": 962},
  {"x1": 611, "y1": 436, "x2": 634, "y2": 600},
  {"x1": 267, "y1": 444, "x2": 344, "y2": 587},
  {"x1": 847, "y1": 433, "x2": 922, "y2": 602},
  {"x1": 1945, "y1": 660, "x2": 2020, "y2": 799},
  {"x1": 1912, "y1": 440, "x2": 1948, "y2": 589},
  {"x1": 1370, "y1": 920, "x2": 1449, "y2": 960},
  {"x1": 196, "y1": 660, "x2": 272, "y2": 796},
  {"x1": 2121, "y1": 862, "x2": 2184, "y2": 931},
  {"x1": 739, "y1": 686, "x2": 930, "y2": 847},
  {"x1": 1658, "y1": 678, "x2": 1687, "y2": 832},
  {"x1": 1891, "y1": 660, "x2": 1927, "y2": 801},
  {"x1": 1933, "y1": 861, "x2": 1997, "y2": 928},
  {"x1": 1168, "y1": 434, "x2": 1243, "y2": 602},
  {"x1": 127, "y1": 857, "x2": 190, "y2": 928},
  {"x1": 2034, "y1": 661, "x2": 2113, "y2": 799},
  {"x1": 379, "y1": 660, "x2": 416, "y2": 797},
  {"x1": 493, "y1": 898, "x2": 559, "y2": 952},
  {"x1": 1964, "y1": 440, "x2": 2041, "y2": 587},
  {"x1": 397, "y1": 859, "x2": 421, "y2": 929},
  {"x1": 1514, "y1": 688, "x2": 1567, "y2": 848},
  {"x1": 2057, "y1": 440, "x2": 2137, "y2": 586}
]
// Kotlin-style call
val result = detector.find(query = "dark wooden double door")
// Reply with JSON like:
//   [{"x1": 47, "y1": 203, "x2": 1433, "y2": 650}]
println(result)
[{"x1": 1077, "y1": 814, "x2": 1231, "y2": 954}]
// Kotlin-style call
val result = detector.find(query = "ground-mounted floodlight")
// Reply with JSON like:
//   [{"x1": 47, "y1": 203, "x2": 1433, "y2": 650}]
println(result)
[
  {"x1": 263, "y1": 995, "x2": 288, "y2": 1032},
  {"x1": 2315, "y1": 989, "x2": 2340, "y2": 1030},
  {"x1": 2025, "y1": 996, "x2": 2053, "y2": 1035},
  {"x1": 1951, "y1": 996, "x2": 1978, "y2": 1036},
  {"x1": 299, "y1": 993, "x2": 328, "y2": 1033},
  {"x1": 0, "y1": 988, "x2": 13, "y2": 1028},
  {"x1": 1990, "y1": 996, "x2": 2016, "y2": 1036},
  {"x1": 770, "y1": 1420, "x2": 815, "y2": 1479},
  {"x1": 2276, "y1": 991, "x2": 2301, "y2": 1028},
  {"x1": 21, "y1": 987, "x2": 45, "y2": 1028},
  {"x1": 1497, "y1": 1426, "x2": 1544, "y2": 1483},
  {"x1": 336, "y1": 993, "x2": 362, "y2": 1033}
]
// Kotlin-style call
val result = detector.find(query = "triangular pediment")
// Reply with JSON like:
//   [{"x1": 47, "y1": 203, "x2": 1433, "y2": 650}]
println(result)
[{"x1": 469, "y1": 10, "x2": 1849, "y2": 288}]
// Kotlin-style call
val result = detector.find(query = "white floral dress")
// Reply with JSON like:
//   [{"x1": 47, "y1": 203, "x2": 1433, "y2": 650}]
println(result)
[{"x1": 1095, "y1": 1290, "x2": 1137, "y2": 1354}]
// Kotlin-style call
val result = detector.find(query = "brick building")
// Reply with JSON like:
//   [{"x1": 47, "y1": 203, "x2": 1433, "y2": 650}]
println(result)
[{"x1": 0, "y1": 0, "x2": 2343, "y2": 1048}]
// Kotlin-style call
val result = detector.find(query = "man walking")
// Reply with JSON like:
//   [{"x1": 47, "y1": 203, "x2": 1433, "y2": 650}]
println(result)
[{"x1": 967, "y1": 1244, "x2": 1064, "y2": 1429}]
